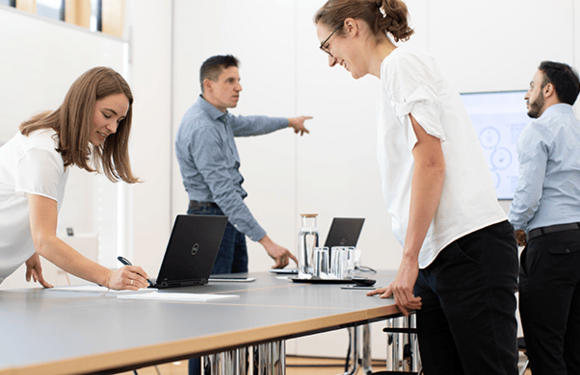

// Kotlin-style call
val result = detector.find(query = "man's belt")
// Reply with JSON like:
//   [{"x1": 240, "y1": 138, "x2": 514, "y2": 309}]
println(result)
[
  {"x1": 527, "y1": 222, "x2": 580, "y2": 242},
  {"x1": 188, "y1": 200, "x2": 219, "y2": 210}
]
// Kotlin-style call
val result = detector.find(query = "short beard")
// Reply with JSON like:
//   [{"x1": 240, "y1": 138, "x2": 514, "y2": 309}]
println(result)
[{"x1": 527, "y1": 90, "x2": 545, "y2": 119}]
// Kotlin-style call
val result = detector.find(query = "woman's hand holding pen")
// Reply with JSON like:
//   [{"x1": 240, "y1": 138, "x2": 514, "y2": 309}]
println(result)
[{"x1": 107, "y1": 266, "x2": 150, "y2": 291}]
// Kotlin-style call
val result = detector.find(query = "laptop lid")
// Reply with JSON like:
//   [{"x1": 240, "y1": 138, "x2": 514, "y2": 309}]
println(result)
[
  {"x1": 154, "y1": 214, "x2": 228, "y2": 289},
  {"x1": 324, "y1": 218, "x2": 365, "y2": 248}
]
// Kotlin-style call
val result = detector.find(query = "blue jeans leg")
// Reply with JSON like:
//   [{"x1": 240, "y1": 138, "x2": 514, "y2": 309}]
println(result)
[
  {"x1": 188, "y1": 357, "x2": 200, "y2": 375},
  {"x1": 414, "y1": 220, "x2": 519, "y2": 375},
  {"x1": 210, "y1": 220, "x2": 248, "y2": 275}
]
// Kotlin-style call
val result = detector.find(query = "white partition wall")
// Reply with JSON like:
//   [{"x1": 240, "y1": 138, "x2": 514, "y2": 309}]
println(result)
[{"x1": 124, "y1": 0, "x2": 173, "y2": 277}]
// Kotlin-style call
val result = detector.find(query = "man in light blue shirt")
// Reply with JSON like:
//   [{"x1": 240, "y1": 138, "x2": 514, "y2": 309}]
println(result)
[{"x1": 508, "y1": 61, "x2": 580, "y2": 375}]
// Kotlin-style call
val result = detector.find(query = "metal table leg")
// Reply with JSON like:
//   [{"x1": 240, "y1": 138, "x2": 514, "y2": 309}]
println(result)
[
  {"x1": 253, "y1": 340, "x2": 286, "y2": 375},
  {"x1": 362, "y1": 323, "x2": 373, "y2": 375},
  {"x1": 203, "y1": 347, "x2": 249, "y2": 374},
  {"x1": 338, "y1": 326, "x2": 359, "y2": 375}
]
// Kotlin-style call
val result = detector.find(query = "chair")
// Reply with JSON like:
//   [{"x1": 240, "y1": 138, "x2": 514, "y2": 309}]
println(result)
[{"x1": 372, "y1": 314, "x2": 422, "y2": 375}]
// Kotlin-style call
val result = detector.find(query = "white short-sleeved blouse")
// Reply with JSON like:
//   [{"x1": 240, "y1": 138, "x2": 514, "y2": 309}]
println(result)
[
  {"x1": 377, "y1": 47, "x2": 506, "y2": 269},
  {"x1": 0, "y1": 129, "x2": 69, "y2": 283}
]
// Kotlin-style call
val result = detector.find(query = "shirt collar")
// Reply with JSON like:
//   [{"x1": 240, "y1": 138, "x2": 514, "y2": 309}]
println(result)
[
  {"x1": 196, "y1": 95, "x2": 228, "y2": 121},
  {"x1": 540, "y1": 102, "x2": 574, "y2": 118}
]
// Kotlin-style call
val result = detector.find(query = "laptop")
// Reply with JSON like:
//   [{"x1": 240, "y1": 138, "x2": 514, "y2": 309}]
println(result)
[
  {"x1": 269, "y1": 217, "x2": 365, "y2": 274},
  {"x1": 324, "y1": 218, "x2": 365, "y2": 248},
  {"x1": 150, "y1": 214, "x2": 228, "y2": 289}
]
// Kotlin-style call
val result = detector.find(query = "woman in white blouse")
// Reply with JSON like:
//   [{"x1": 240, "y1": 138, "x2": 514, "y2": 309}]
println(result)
[
  {"x1": 314, "y1": 1, "x2": 519, "y2": 374},
  {"x1": 0, "y1": 67, "x2": 149, "y2": 291}
]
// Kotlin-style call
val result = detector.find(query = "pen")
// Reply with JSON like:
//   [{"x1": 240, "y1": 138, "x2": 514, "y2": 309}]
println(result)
[{"x1": 117, "y1": 256, "x2": 154, "y2": 287}]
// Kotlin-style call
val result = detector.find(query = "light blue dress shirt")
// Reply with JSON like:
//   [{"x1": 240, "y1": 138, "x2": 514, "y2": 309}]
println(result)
[
  {"x1": 508, "y1": 103, "x2": 580, "y2": 232},
  {"x1": 175, "y1": 96, "x2": 288, "y2": 242}
]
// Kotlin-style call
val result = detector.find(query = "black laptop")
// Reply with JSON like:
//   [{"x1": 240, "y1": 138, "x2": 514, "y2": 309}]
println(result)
[
  {"x1": 150, "y1": 214, "x2": 228, "y2": 289},
  {"x1": 324, "y1": 218, "x2": 365, "y2": 248}
]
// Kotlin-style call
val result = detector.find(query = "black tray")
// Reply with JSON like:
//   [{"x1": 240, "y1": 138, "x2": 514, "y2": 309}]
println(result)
[{"x1": 289, "y1": 277, "x2": 355, "y2": 284}]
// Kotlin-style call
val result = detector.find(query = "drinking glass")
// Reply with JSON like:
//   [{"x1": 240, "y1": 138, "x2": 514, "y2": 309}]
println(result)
[{"x1": 313, "y1": 247, "x2": 329, "y2": 278}]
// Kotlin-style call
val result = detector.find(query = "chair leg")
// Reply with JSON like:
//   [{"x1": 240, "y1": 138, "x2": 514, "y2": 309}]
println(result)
[{"x1": 519, "y1": 358, "x2": 529, "y2": 375}]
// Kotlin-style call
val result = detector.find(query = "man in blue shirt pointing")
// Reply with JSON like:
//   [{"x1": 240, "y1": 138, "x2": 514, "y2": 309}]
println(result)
[
  {"x1": 176, "y1": 55, "x2": 309, "y2": 274},
  {"x1": 508, "y1": 61, "x2": 580, "y2": 375}
]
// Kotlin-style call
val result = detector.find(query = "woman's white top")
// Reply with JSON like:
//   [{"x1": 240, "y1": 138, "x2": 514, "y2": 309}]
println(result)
[
  {"x1": 0, "y1": 129, "x2": 69, "y2": 284},
  {"x1": 378, "y1": 47, "x2": 506, "y2": 269}
]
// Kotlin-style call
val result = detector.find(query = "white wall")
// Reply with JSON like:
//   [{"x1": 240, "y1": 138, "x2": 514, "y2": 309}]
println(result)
[{"x1": 124, "y1": 0, "x2": 173, "y2": 275}]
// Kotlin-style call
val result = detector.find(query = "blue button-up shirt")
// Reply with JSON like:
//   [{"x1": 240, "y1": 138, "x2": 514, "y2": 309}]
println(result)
[
  {"x1": 508, "y1": 103, "x2": 580, "y2": 232},
  {"x1": 175, "y1": 96, "x2": 288, "y2": 241}
]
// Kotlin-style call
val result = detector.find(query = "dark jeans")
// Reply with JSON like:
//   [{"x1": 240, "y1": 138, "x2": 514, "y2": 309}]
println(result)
[
  {"x1": 187, "y1": 204, "x2": 248, "y2": 275},
  {"x1": 187, "y1": 203, "x2": 249, "y2": 375},
  {"x1": 519, "y1": 229, "x2": 580, "y2": 375},
  {"x1": 413, "y1": 220, "x2": 519, "y2": 375}
]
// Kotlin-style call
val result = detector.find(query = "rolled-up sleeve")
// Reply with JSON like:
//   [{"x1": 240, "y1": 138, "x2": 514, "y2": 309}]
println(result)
[
  {"x1": 385, "y1": 56, "x2": 446, "y2": 150},
  {"x1": 191, "y1": 125, "x2": 267, "y2": 241},
  {"x1": 508, "y1": 124, "x2": 549, "y2": 230}
]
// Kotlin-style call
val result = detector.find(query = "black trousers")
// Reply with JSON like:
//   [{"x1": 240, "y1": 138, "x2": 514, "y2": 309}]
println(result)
[
  {"x1": 414, "y1": 220, "x2": 519, "y2": 375},
  {"x1": 519, "y1": 229, "x2": 580, "y2": 375}
]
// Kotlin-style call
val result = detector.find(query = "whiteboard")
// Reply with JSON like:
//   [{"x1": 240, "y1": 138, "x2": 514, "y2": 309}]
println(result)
[{"x1": 0, "y1": 6, "x2": 126, "y2": 143}]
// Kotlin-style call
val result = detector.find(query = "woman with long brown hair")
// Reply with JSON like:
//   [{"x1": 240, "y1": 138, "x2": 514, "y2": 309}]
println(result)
[
  {"x1": 0, "y1": 67, "x2": 149, "y2": 291},
  {"x1": 314, "y1": 1, "x2": 518, "y2": 373}
]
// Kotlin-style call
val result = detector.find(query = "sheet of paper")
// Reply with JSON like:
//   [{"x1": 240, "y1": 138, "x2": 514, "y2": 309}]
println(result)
[
  {"x1": 117, "y1": 292, "x2": 239, "y2": 302},
  {"x1": 48, "y1": 285, "x2": 151, "y2": 294}
]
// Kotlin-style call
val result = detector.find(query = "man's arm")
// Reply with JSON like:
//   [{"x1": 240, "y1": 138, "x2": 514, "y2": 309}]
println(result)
[
  {"x1": 230, "y1": 114, "x2": 312, "y2": 137},
  {"x1": 508, "y1": 124, "x2": 549, "y2": 231},
  {"x1": 191, "y1": 126, "x2": 297, "y2": 267}
]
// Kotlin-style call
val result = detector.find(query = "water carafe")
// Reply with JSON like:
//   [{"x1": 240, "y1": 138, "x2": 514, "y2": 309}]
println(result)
[{"x1": 297, "y1": 214, "x2": 319, "y2": 277}]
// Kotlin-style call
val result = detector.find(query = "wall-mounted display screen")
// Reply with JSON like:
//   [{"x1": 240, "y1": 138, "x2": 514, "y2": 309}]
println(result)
[{"x1": 460, "y1": 90, "x2": 530, "y2": 200}]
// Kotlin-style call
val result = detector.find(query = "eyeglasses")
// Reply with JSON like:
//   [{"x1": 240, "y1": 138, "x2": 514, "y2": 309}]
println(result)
[{"x1": 319, "y1": 23, "x2": 343, "y2": 57}]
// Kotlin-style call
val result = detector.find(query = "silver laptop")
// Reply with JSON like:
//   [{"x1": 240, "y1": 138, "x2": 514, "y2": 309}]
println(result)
[{"x1": 150, "y1": 214, "x2": 228, "y2": 289}]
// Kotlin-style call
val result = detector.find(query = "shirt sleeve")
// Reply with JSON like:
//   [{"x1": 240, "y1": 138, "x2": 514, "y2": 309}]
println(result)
[
  {"x1": 508, "y1": 123, "x2": 549, "y2": 231},
  {"x1": 229, "y1": 114, "x2": 288, "y2": 137},
  {"x1": 190, "y1": 125, "x2": 267, "y2": 241},
  {"x1": 384, "y1": 53, "x2": 446, "y2": 150},
  {"x1": 15, "y1": 147, "x2": 64, "y2": 201}
]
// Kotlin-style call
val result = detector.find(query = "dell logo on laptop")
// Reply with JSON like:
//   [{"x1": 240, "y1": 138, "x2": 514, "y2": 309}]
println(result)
[{"x1": 191, "y1": 243, "x2": 199, "y2": 256}]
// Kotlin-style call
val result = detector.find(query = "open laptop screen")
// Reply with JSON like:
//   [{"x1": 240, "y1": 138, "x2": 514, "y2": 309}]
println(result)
[{"x1": 324, "y1": 218, "x2": 365, "y2": 248}]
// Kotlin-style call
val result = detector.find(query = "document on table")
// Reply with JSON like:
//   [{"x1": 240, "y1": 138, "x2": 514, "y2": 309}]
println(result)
[
  {"x1": 116, "y1": 292, "x2": 240, "y2": 302},
  {"x1": 48, "y1": 286, "x2": 239, "y2": 302},
  {"x1": 48, "y1": 285, "x2": 149, "y2": 294}
]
